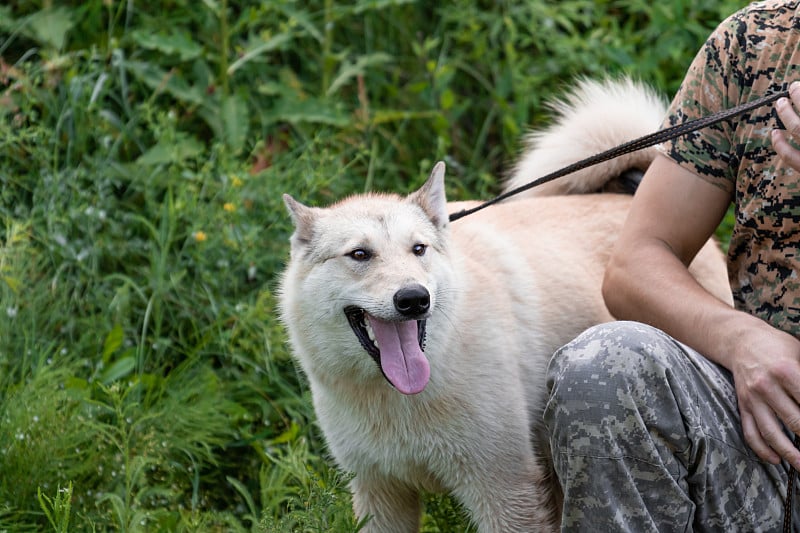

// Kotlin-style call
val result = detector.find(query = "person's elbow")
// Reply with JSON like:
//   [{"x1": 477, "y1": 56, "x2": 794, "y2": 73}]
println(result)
[{"x1": 602, "y1": 249, "x2": 630, "y2": 319}]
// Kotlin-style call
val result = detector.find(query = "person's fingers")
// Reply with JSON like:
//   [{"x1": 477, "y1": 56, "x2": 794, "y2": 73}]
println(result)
[
  {"x1": 767, "y1": 393, "x2": 800, "y2": 462},
  {"x1": 751, "y1": 399, "x2": 800, "y2": 469},
  {"x1": 741, "y1": 406, "x2": 781, "y2": 465},
  {"x1": 790, "y1": 80, "x2": 800, "y2": 109},
  {"x1": 772, "y1": 129, "x2": 800, "y2": 168},
  {"x1": 772, "y1": 87, "x2": 800, "y2": 168},
  {"x1": 777, "y1": 360, "x2": 800, "y2": 425},
  {"x1": 777, "y1": 95, "x2": 800, "y2": 137}
]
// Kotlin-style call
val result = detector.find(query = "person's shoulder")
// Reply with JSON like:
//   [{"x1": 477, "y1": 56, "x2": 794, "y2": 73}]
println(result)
[
  {"x1": 744, "y1": 0, "x2": 799, "y2": 13},
  {"x1": 728, "y1": 0, "x2": 799, "y2": 23},
  {"x1": 709, "y1": 0, "x2": 798, "y2": 43}
]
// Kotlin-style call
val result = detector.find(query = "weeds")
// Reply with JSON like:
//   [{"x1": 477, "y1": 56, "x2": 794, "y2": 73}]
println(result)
[
  {"x1": 38, "y1": 483, "x2": 74, "y2": 533},
  {"x1": 0, "y1": 0, "x2": 742, "y2": 530}
]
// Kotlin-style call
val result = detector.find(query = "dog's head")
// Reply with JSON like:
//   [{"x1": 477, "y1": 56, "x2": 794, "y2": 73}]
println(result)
[{"x1": 279, "y1": 162, "x2": 452, "y2": 395}]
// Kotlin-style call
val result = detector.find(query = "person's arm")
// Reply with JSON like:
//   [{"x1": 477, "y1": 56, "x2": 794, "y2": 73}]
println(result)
[{"x1": 603, "y1": 149, "x2": 800, "y2": 470}]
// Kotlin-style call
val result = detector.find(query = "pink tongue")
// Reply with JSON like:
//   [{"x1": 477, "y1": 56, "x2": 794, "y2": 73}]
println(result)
[{"x1": 367, "y1": 315, "x2": 430, "y2": 395}]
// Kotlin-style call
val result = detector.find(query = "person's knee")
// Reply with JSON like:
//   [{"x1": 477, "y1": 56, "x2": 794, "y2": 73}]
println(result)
[
  {"x1": 544, "y1": 321, "x2": 679, "y2": 427},
  {"x1": 549, "y1": 320, "x2": 679, "y2": 380}
]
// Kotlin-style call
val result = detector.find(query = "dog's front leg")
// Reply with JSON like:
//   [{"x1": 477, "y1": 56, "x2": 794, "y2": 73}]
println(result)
[
  {"x1": 351, "y1": 474, "x2": 421, "y2": 533},
  {"x1": 453, "y1": 455, "x2": 557, "y2": 533}
]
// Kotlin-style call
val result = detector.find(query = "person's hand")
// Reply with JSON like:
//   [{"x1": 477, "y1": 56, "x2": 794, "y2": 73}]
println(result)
[
  {"x1": 772, "y1": 80, "x2": 800, "y2": 169},
  {"x1": 728, "y1": 319, "x2": 800, "y2": 470},
  {"x1": 740, "y1": 84, "x2": 800, "y2": 469}
]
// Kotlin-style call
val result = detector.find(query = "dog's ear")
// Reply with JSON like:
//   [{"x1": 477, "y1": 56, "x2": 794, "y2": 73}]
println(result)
[
  {"x1": 283, "y1": 194, "x2": 316, "y2": 246},
  {"x1": 409, "y1": 161, "x2": 448, "y2": 229}
]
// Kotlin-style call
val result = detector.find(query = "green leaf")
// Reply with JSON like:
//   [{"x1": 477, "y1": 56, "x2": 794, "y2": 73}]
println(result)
[
  {"x1": 102, "y1": 324, "x2": 124, "y2": 362},
  {"x1": 0, "y1": 7, "x2": 15, "y2": 33},
  {"x1": 269, "y1": 421, "x2": 300, "y2": 445},
  {"x1": 100, "y1": 356, "x2": 136, "y2": 384},
  {"x1": 227, "y1": 33, "x2": 293, "y2": 76},
  {"x1": 326, "y1": 53, "x2": 393, "y2": 96},
  {"x1": 125, "y1": 61, "x2": 206, "y2": 105},
  {"x1": 352, "y1": 0, "x2": 416, "y2": 14},
  {"x1": 130, "y1": 30, "x2": 204, "y2": 61},
  {"x1": 370, "y1": 109, "x2": 441, "y2": 125},
  {"x1": 221, "y1": 94, "x2": 250, "y2": 153},
  {"x1": 136, "y1": 136, "x2": 205, "y2": 165},
  {"x1": 28, "y1": 7, "x2": 75, "y2": 49},
  {"x1": 439, "y1": 89, "x2": 456, "y2": 111},
  {"x1": 282, "y1": 8, "x2": 324, "y2": 43},
  {"x1": 64, "y1": 377, "x2": 90, "y2": 400},
  {"x1": 37, "y1": 483, "x2": 72, "y2": 533},
  {"x1": 2, "y1": 275, "x2": 20, "y2": 293},
  {"x1": 226, "y1": 476, "x2": 258, "y2": 522},
  {"x1": 266, "y1": 97, "x2": 349, "y2": 127}
]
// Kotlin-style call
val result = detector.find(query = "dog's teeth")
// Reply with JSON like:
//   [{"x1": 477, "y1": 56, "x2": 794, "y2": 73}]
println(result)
[{"x1": 365, "y1": 320, "x2": 377, "y2": 345}]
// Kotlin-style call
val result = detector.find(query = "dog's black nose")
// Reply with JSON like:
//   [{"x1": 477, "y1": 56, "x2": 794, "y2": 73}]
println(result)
[{"x1": 394, "y1": 284, "x2": 430, "y2": 317}]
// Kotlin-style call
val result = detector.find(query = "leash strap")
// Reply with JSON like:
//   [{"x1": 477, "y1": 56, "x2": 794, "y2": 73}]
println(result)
[
  {"x1": 448, "y1": 88, "x2": 789, "y2": 222},
  {"x1": 785, "y1": 434, "x2": 800, "y2": 533}
]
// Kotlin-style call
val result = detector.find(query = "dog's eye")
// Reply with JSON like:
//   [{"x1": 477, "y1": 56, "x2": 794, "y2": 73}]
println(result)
[
  {"x1": 412, "y1": 244, "x2": 427, "y2": 256},
  {"x1": 347, "y1": 249, "x2": 371, "y2": 261}
]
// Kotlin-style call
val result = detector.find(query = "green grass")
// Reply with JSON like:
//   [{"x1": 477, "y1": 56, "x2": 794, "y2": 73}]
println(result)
[{"x1": 1, "y1": 0, "x2": 742, "y2": 530}]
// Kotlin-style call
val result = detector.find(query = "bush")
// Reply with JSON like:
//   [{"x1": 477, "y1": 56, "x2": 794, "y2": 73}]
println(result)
[{"x1": 0, "y1": 0, "x2": 743, "y2": 530}]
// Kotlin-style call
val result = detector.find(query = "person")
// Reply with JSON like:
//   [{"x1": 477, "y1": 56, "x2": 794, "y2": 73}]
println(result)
[{"x1": 544, "y1": 1, "x2": 800, "y2": 531}]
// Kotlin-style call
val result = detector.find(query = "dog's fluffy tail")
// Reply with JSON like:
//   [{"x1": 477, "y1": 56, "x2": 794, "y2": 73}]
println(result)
[{"x1": 504, "y1": 77, "x2": 667, "y2": 197}]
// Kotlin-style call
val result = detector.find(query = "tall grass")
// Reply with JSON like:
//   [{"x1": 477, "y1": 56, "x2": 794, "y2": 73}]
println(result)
[{"x1": 1, "y1": 0, "x2": 743, "y2": 530}]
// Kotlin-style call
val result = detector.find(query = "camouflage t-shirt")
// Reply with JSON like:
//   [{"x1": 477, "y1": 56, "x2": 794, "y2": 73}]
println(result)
[{"x1": 660, "y1": 0, "x2": 800, "y2": 335}]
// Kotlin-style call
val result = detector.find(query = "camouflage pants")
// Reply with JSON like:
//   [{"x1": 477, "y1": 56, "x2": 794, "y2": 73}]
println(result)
[{"x1": 544, "y1": 321, "x2": 796, "y2": 532}]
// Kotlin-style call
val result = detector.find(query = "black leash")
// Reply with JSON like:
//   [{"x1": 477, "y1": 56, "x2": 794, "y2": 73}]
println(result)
[
  {"x1": 448, "y1": 88, "x2": 789, "y2": 223},
  {"x1": 785, "y1": 434, "x2": 800, "y2": 533}
]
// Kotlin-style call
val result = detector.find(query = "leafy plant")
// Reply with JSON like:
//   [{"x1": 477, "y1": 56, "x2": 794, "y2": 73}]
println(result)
[
  {"x1": 38, "y1": 483, "x2": 74, "y2": 533},
  {"x1": 0, "y1": 0, "x2": 743, "y2": 530}
]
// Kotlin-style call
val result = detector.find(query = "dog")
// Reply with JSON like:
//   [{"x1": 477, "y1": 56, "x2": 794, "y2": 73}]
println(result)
[{"x1": 278, "y1": 78, "x2": 733, "y2": 532}]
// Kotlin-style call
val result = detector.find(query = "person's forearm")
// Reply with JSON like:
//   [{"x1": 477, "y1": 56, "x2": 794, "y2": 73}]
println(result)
[{"x1": 602, "y1": 238, "x2": 769, "y2": 372}]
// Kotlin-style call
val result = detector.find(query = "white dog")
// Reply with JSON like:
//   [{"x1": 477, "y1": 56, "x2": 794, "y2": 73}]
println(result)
[{"x1": 278, "y1": 79, "x2": 732, "y2": 532}]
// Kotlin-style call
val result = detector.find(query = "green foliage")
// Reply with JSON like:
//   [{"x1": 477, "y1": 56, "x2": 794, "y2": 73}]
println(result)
[
  {"x1": 1, "y1": 0, "x2": 742, "y2": 530},
  {"x1": 253, "y1": 439, "x2": 364, "y2": 533},
  {"x1": 38, "y1": 483, "x2": 74, "y2": 533}
]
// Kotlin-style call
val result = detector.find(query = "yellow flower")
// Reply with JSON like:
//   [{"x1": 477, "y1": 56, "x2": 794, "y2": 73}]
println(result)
[
  {"x1": 231, "y1": 176, "x2": 243, "y2": 187},
  {"x1": 193, "y1": 231, "x2": 207, "y2": 242},
  {"x1": 223, "y1": 202, "x2": 236, "y2": 212}
]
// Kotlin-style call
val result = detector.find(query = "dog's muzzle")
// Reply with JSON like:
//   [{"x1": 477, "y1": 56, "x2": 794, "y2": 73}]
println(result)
[
  {"x1": 343, "y1": 285, "x2": 430, "y2": 395},
  {"x1": 344, "y1": 308, "x2": 427, "y2": 360}
]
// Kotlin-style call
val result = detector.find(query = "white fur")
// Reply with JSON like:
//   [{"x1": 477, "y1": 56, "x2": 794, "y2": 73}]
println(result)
[{"x1": 278, "y1": 78, "x2": 732, "y2": 533}]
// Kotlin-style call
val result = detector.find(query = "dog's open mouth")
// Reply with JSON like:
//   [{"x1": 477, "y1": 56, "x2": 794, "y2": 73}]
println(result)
[{"x1": 344, "y1": 307, "x2": 429, "y2": 395}]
